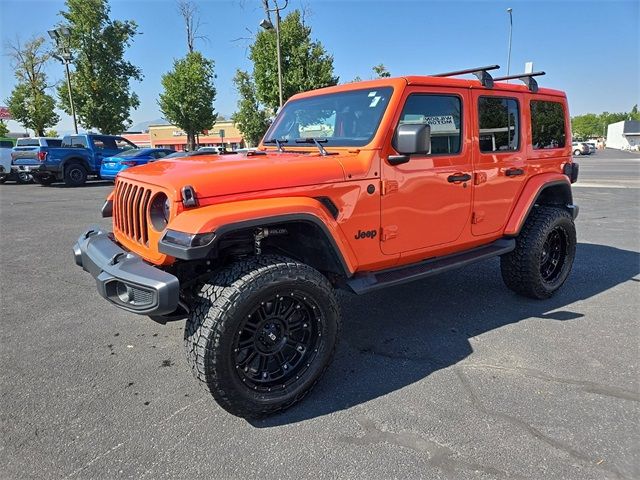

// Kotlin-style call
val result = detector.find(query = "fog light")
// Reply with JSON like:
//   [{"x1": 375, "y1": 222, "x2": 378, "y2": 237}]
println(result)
[{"x1": 116, "y1": 282, "x2": 134, "y2": 303}]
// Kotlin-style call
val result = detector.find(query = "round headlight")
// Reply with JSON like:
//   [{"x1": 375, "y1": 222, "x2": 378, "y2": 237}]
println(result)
[{"x1": 150, "y1": 193, "x2": 169, "y2": 231}]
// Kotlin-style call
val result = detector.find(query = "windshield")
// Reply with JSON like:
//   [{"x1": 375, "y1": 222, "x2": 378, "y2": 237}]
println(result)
[{"x1": 264, "y1": 87, "x2": 394, "y2": 147}]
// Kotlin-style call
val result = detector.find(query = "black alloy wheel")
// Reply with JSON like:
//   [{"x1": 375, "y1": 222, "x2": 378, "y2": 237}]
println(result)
[
  {"x1": 540, "y1": 226, "x2": 568, "y2": 284},
  {"x1": 234, "y1": 291, "x2": 323, "y2": 393}
]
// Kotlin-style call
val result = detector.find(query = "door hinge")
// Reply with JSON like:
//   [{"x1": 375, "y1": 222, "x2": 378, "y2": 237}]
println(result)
[
  {"x1": 472, "y1": 211, "x2": 485, "y2": 224},
  {"x1": 474, "y1": 172, "x2": 487, "y2": 185},
  {"x1": 381, "y1": 180, "x2": 398, "y2": 195},
  {"x1": 381, "y1": 225, "x2": 398, "y2": 241}
]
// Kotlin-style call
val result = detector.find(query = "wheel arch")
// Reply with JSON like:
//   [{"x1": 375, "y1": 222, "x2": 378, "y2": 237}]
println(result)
[
  {"x1": 61, "y1": 156, "x2": 91, "y2": 174},
  {"x1": 161, "y1": 197, "x2": 358, "y2": 277},
  {"x1": 504, "y1": 174, "x2": 574, "y2": 236}
]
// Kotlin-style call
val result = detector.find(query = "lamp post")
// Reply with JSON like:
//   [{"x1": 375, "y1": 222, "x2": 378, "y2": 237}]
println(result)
[
  {"x1": 48, "y1": 26, "x2": 78, "y2": 134},
  {"x1": 506, "y1": 8, "x2": 513, "y2": 77},
  {"x1": 260, "y1": 0, "x2": 288, "y2": 109}
]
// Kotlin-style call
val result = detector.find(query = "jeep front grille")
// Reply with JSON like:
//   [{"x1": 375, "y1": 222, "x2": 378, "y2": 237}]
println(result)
[{"x1": 113, "y1": 179, "x2": 153, "y2": 245}]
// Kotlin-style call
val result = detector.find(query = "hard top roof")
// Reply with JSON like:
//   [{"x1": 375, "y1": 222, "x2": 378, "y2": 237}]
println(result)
[{"x1": 290, "y1": 75, "x2": 566, "y2": 101}]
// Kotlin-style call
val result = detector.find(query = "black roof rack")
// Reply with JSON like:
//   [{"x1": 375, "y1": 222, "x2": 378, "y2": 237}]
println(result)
[
  {"x1": 493, "y1": 71, "x2": 546, "y2": 93},
  {"x1": 431, "y1": 65, "x2": 500, "y2": 88}
]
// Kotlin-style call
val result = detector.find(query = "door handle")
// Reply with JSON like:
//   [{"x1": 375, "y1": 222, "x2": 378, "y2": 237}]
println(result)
[
  {"x1": 447, "y1": 173, "x2": 471, "y2": 183},
  {"x1": 505, "y1": 167, "x2": 525, "y2": 177}
]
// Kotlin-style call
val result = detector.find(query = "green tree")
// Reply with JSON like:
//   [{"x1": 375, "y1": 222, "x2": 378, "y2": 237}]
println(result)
[
  {"x1": 5, "y1": 37, "x2": 59, "y2": 136},
  {"x1": 372, "y1": 64, "x2": 390, "y2": 78},
  {"x1": 57, "y1": 0, "x2": 142, "y2": 134},
  {"x1": 630, "y1": 104, "x2": 640, "y2": 121},
  {"x1": 232, "y1": 70, "x2": 270, "y2": 147},
  {"x1": 0, "y1": 120, "x2": 9, "y2": 137},
  {"x1": 571, "y1": 113, "x2": 601, "y2": 139},
  {"x1": 45, "y1": 128, "x2": 59, "y2": 137},
  {"x1": 250, "y1": 10, "x2": 338, "y2": 112},
  {"x1": 158, "y1": 51, "x2": 217, "y2": 151}
]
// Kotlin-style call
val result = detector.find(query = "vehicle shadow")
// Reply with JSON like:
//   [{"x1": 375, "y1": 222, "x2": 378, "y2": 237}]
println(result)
[
  {"x1": 50, "y1": 180, "x2": 114, "y2": 188},
  {"x1": 251, "y1": 242, "x2": 639, "y2": 427}
]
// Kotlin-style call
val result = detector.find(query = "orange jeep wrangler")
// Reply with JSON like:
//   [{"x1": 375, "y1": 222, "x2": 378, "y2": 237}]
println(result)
[{"x1": 74, "y1": 66, "x2": 579, "y2": 417}]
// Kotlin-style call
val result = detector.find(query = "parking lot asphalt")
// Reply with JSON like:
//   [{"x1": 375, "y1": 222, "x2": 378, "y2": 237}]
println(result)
[{"x1": 1, "y1": 149, "x2": 638, "y2": 479}]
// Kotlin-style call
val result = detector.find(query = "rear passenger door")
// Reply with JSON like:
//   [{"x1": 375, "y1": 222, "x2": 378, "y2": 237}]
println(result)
[{"x1": 471, "y1": 91, "x2": 527, "y2": 236}]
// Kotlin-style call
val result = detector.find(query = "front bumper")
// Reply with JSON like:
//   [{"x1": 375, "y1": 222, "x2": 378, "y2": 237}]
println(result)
[{"x1": 73, "y1": 228, "x2": 179, "y2": 315}]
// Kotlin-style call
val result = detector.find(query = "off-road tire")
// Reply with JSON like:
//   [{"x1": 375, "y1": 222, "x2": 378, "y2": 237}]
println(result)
[
  {"x1": 501, "y1": 206, "x2": 576, "y2": 299},
  {"x1": 184, "y1": 255, "x2": 340, "y2": 418},
  {"x1": 33, "y1": 175, "x2": 55, "y2": 186},
  {"x1": 64, "y1": 163, "x2": 87, "y2": 187}
]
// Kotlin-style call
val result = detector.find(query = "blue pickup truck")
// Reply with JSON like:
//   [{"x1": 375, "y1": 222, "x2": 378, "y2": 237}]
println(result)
[{"x1": 31, "y1": 134, "x2": 138, "y2": 187}]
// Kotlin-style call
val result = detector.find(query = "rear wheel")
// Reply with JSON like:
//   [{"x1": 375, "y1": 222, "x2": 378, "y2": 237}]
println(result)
[
  {"x1": 64, "y1": 163, "x2": 87, "y2": 187},
  {"x1": 184, "y1": 255, "x2": 340, "y2": 418},
  {"x1": 501, "y1": 206, "x2": 576, "y2": 299},
  {"x1": 573, "y1": 149, "x2": 582, "y2": 156}
]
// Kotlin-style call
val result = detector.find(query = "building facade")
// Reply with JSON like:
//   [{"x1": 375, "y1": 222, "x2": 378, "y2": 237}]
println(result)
[
  {"x1": 122, "y1": 120, "x2": 245, "y2": 151},
  {"x1": 606, "y1": 120, "x2": 640, "y2": 150}
]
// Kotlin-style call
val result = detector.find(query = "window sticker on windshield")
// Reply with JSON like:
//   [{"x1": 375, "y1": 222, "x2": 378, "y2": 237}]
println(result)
[
  {"x1": 368, "y1": 91, "x2": 377, "y2": 97},
  {"x1": 369, "y1": 96, "x2": 381, "y2": 107}
]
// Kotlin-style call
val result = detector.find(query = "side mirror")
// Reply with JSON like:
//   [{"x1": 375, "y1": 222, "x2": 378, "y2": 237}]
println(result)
[{"x1": 393, "y1": 123, "x2": 431, "y2": 155}]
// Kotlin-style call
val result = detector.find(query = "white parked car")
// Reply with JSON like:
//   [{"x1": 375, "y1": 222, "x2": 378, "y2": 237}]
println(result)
[{"x1": 0, "y1": 139, "x2": 13, "y2": 183}]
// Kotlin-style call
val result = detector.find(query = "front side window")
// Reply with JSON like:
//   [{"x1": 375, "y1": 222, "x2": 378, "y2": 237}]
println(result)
[
  {"x1": 265, "y1": 87, "x2": 393, "y2": 147},
  {"x1": 531, "y1": 100, "x2": 566, "y2": 149},
  {"x1": 478, "y1": 97, "x2": 520, "y2": 152},
  {"x1": 397, "y1": 94, "x2": 462, "y2": 154}
]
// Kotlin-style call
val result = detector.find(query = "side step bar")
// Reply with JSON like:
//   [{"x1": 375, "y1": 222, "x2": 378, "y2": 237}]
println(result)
[{"x1": 346, "y1": 238, "x2": 515, "y2": 295}]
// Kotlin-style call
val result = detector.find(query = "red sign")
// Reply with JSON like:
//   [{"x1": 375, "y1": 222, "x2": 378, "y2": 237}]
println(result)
[{"x1": 0, "y1": 106, "x2": 11, "y2": 120}]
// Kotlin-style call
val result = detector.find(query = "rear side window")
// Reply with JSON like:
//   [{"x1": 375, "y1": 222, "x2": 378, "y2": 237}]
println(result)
[
  {"x1": 478, "y1": 97, "x2": 520, "y2": 152},
  {"x1": 0, "y1": 140, "x2": 14, "y2": 148},
  {"x1": 397, "y1": 94, "x2": 462, "y2": 154},
  {"x1": 64, "y1": 136, "x2": 88, "y2": 148},
  {"x1": 531, "y1": 100, "x2": 566, "y2": 149},
  {"x1": 45, "y1": 139, "x2": 62, "y2": 147}
]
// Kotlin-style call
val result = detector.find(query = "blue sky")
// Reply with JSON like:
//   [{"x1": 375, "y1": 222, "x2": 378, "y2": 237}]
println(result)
[{"x1": 1, "y1": 0, "x2": 638, "y2": 135}]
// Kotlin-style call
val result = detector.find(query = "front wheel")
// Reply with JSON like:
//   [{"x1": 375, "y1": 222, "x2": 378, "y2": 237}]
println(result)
[
  {"x1": 501, "y1": 206, "x2": 576, "y2": 299},
  {"x1": 184, "y1": 255, "x2": 340, "y2": 418}
]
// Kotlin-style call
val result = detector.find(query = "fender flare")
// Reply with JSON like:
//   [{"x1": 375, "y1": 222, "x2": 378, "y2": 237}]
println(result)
[
  {"x1": 160, "y1": 197, "x2": 358, "y2": 276},
  {"x1": 61, "y1": 156, "x2": 92, "y2": 175},
  {"x1": 504, "y1": 173, "x2": 573, "y2": 236}
]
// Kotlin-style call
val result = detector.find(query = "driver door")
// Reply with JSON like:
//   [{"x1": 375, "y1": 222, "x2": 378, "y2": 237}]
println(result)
[{"x1": 380, "y1": 87, "x2": 473, "y2": 254}]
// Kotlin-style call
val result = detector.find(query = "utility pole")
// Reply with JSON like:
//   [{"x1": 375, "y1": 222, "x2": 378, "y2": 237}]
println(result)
[
  {"x1": 260, "y1": 0, "x2": 288, "y2": 109},
  {"x1": 48, "y1": 26, "x2": 78, "y2": 134}
]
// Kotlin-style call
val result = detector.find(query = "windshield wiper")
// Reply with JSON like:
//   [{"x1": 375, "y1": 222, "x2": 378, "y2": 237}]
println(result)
[
  {"x1": 263, "y1": 138, "x2": 288, "y2": 152},
  {"x1": 295, "y1": 137, "x2": 331, "y2": 156}
]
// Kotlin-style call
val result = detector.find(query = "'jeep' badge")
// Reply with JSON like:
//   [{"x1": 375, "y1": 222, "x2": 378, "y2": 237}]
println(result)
[{"x1": 354, "y1": 229, "x2": 377, "y2": 240}]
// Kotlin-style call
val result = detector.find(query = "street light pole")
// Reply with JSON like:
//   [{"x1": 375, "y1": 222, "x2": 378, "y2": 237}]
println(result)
[
  {"x1": 260, "y1": 0, "x2": 288, "y2": 109},
  {"x1": 506, "y1": 8, "x2": 513, "y2": 77},
  {"x1": 48, "y1": 26, "x2": 78, "y2": 134}
]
